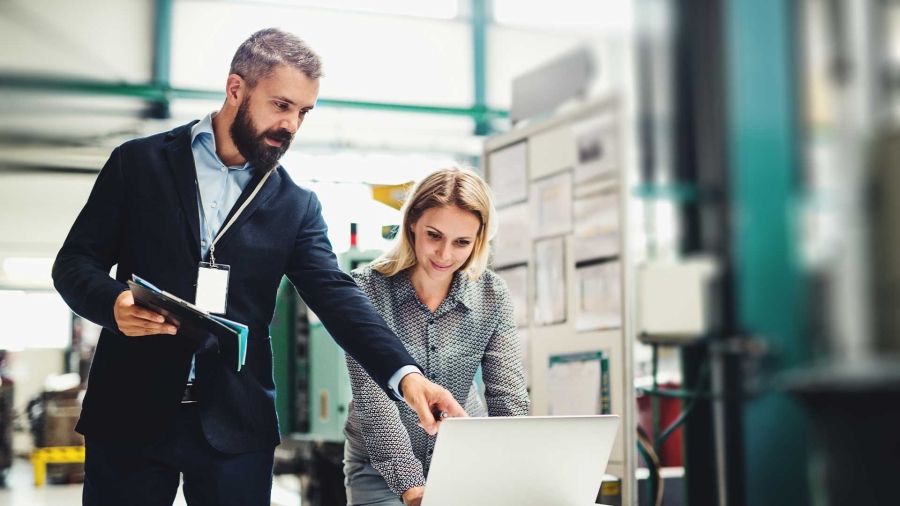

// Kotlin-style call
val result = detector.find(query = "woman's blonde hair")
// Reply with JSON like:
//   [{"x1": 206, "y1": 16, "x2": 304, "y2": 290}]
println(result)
[{"x1": 371, "y1": 166, "x2": 497, "y2": 280}]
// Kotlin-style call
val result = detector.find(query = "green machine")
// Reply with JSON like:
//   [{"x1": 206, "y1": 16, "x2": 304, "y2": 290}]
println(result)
[
  {"x1": 270, "y1": 275, "x2": 308, "y2": 436},
  {"x1": 269, "y1": 237, "x2": 383, "y2": 505},
  {"x1": 271, "y1": 243, "x2": 383, "y2": 437},
  {"x1": 304, "y1": 246, "x2": 381, "y2": 441}
]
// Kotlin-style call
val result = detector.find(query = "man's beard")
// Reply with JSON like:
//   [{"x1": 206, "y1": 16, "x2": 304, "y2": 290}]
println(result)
[{"x1": 229, "y1": 97, "x2": 293, "y2": 172}]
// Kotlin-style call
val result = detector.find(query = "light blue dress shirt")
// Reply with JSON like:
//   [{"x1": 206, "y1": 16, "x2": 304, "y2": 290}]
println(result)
[
  {"x1": 187, "y1": 112, "x2": 255, "y2": 381},
  {"x1": 191, "y1": 112, "x2": 256, "y2": 261},
  {"x1": 187, "y1": 112, "x2": 417, "y2": 396}
]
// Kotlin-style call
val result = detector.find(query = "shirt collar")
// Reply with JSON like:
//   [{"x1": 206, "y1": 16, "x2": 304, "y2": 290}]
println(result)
[
  {"x1": 190, "y1": 111, "x2": 216, "y2": 144},
  {"x1": 393, "y1": 268, "x2": 473, "y2": 314},
  {"x1": 191, "y1": 111, "x2": 253, "y2": 171}
]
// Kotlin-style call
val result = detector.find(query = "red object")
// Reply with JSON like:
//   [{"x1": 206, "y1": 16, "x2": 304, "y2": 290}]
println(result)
[
  {"x1": 636, "y1": 382, "x2": 684, "y2": 468},
  {"x1": 350, "y1": 223, "x2": 358, "y2": 247}
]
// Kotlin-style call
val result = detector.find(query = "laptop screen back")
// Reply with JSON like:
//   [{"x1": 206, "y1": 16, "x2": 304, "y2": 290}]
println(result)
[{"x1": 421, "y1": 415, "x2": 620, "y2": 506}]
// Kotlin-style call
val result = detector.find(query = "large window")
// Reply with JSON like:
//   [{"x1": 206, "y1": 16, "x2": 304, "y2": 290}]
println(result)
[
  {"x1": 172, "y1": 1, "x2": 473, "y2": 106},
  {"x1": 0, "y1": 291, "x2": 71, "y2": 350}
]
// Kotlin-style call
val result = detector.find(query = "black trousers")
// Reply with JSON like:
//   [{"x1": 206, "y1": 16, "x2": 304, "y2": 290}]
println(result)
[{"x1": 82, "y1": 403, "x2": 275, "y2": 506}]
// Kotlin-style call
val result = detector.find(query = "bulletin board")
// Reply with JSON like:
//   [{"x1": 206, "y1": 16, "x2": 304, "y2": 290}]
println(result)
[{"x1": 485, "y1": 96, "x2": 635, "y2": 505}]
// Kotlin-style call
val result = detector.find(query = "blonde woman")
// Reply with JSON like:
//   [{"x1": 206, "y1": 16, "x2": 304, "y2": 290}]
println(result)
[{"x1": 343, "y1": 167, "x2": 530, "y2": 506}]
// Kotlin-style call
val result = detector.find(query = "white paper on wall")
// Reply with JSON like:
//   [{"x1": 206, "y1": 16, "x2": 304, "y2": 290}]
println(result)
[
  {"x1": 496, "y1": 264, "x2": 529, "y2": 327},
  {"x1": 489, "y1": 142, "x2": 528, "y2": 208},
  {"x1": 573, "y1": 114, "x2": 619, "y2": 184},
  {"x1": 575, "y1": 261, "x2": 622, "y2": 332},
  {"x1": 574, "y1": 192, "x2": 620, "y2": 262},
  {"x1": 530, "y1": 171, "x2": 573, "y2": 240},
  {"x1": 493, "y1": 203, "x2": 530, "y2": 268},
  {"x1": 534, "y1": 237, "x2": 566, "y2": 326},
  {"x1": 547, "y1": 351, "x2": 604, "y2": 415}
]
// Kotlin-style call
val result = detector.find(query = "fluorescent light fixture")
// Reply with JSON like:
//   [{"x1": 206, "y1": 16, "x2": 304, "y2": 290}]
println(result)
[
  {"x1": 282, "y1": 151, "x2": 462, "y2": 185},
  {"x1": 494, "y1": 0, "x2": 632, "y2": 32},
  {"x1": 239, "y1": 0, "x2": 458, "y2": 19},
  {"x1": 2, "y1": 257, "x2": 55, "y2": 281}
]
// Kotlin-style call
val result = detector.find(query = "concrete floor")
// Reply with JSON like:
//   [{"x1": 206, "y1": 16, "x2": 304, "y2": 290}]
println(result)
[{"x1": 0, "y1": 458, "x2": 303, "y2": 506}]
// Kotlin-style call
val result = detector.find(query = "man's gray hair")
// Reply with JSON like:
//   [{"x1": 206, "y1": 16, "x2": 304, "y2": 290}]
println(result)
[{"x1": 230, "y1": 28, "x2": 324, "y2": 87}]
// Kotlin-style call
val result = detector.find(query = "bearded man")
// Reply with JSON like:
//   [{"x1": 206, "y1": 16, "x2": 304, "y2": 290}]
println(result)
[{"x1": 53, "y1": 28, "x2": 464, "y2": 506}]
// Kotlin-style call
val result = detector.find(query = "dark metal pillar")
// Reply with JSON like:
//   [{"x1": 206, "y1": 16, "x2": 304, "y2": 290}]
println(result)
[
  {"x1": 726, "y1": 0, "x2": 811, "y2": 504},
  {"x1": 151, "y1": 0, "x2": 174, "y2": 118},
  {"x1": 670, "y1": 0, "x2": 745, "y2": 504}
]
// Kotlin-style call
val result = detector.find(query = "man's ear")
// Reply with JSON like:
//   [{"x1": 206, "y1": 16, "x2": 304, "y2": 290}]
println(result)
[{"x1": 225, "y1": 74, "x2": 245, "y2": 106}]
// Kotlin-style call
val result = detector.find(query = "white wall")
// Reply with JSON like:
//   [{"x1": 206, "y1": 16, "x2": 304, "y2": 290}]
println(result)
[{"x1": 0, "y1": 0, "x2": 154, "y2": 82}]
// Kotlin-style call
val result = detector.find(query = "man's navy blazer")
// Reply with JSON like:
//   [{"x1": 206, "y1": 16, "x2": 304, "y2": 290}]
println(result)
[{"x1": 53, "y1": 121, "x2": 419, "y2": 453}]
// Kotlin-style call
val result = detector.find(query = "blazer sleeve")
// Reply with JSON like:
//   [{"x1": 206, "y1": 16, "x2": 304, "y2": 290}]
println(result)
[
  {"x1": 52, "y1": 147, "x2": 129, "y2": 335},
  {"x1": 284, "y1": 191, "x2": 420, "y2": 397},
  {"x1": 481, "y1": 279, "x2": 531, "y2": 417}
]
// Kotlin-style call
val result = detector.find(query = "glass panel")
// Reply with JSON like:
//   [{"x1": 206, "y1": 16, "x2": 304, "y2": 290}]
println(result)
[
  {"x1": 172, "y1": 1, "x2": 473, "y2": 106},
  {"x1": 0, "y1": 0, "x2": 153, "y2": 81}
]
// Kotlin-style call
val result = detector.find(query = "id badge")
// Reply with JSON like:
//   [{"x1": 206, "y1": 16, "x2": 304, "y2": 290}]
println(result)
[{"x1": 196, "y1": 262, "x2": 230, "y2": 314}]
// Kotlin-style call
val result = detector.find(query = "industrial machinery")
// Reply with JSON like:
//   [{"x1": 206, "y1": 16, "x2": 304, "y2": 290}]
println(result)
[
  {"x1": 270, "y1": 225, "x2": 382, "y2": 506},
  {"x1": 632, "y1": 0, "x2": 900, "y2": 504}
]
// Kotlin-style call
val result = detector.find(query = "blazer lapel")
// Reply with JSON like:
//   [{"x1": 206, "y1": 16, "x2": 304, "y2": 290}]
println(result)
[
  {"x1": 164, "y1": 122, "x2": 202, "y2": 262},
  {"x1": 212, "y1": 167, "x2": 282, "y2": 252}
]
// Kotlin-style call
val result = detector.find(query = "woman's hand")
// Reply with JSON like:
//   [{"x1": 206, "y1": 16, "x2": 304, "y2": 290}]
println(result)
[{"x1": 402, "y1": 486, "x2": 425, "y2": 506}]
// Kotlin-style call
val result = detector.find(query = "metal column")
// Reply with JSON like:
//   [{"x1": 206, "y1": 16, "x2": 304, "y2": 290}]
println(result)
[
  {"x1": 151, "y1": 0, "x2": 174, "y2": 118},
  {"x1": 726, "y1": 1, "x2": 811, "y2": 505},
  {"x1": 471, "y1": 0, "x2": 491, "y2": 136}
]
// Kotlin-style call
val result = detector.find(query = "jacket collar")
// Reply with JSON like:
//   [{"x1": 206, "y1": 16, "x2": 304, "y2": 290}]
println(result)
[{"x1": 163, "y1": 121, "x2": 282, "y2": 262}]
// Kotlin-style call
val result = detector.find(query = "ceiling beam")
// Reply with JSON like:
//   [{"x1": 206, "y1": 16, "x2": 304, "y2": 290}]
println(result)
[{"x1": 0, "y1": 74, "x2": 508, "y2": 122}]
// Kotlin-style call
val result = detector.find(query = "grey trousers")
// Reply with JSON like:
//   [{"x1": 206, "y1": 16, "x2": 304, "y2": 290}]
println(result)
[{"x1": 344, "y1": 442, "x2": 404, "y2": 506}]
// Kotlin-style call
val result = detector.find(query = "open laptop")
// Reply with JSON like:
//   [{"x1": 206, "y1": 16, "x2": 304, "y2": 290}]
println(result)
[{"x1": 421, "y1": 415, "x2": 620, "y2": 506}]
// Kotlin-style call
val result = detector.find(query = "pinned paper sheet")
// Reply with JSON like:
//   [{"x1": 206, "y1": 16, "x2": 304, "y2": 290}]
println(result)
[
  {"x1": 534, "y1": 237, "x2": 566, "y2": 326},
  {"x1": 531, "y1": 171, "x2": 573, "y2": 240},
  {"x1": 489, "y1": 142, "x2": 529, "y2": 208},
  {"x1": 574, "y1": 193, "x2": 620, "y2": 263},
  {"x1": 573, "y1": 114, "x2": 619, "y2": 184},
  {"x1": 494, "y1": 203, "x2": 530, "y2": 268},
  {"x1": 576, "y1": 261, "x2": 621, "y2": 332},
  {"x1": 497, "y1": 265, "x2": 529, "y2": 327},
  {"x1": 547, "y1": 351, "x2": 604, "y2": 415}
]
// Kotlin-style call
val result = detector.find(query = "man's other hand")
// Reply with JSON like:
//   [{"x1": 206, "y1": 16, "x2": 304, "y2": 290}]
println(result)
[
  {"x1": 400, "y1": 373, "x2": 467, "y2": 435},
  {"x1": 113, "y1": 290, "x2": 177, "y2": 336}
]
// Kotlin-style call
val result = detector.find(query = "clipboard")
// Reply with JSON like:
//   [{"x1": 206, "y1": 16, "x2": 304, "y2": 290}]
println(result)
[{"x1": 127, "y1": 274, "x2": 249, "y2": 371}]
